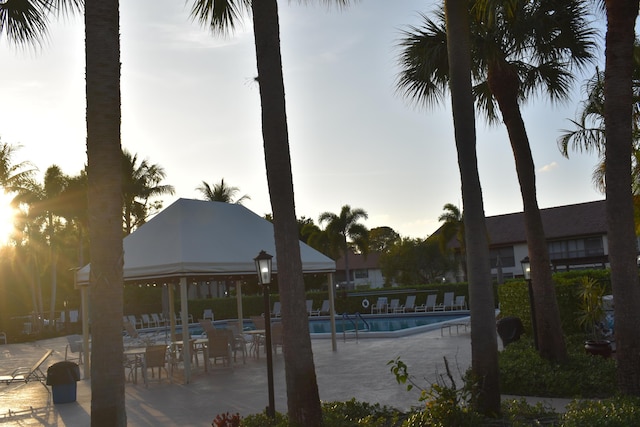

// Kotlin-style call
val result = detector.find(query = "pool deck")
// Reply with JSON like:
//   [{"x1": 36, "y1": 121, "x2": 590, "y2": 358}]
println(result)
[{"x1": 0, "y1": 326, "x2": 573, "y2": 426}]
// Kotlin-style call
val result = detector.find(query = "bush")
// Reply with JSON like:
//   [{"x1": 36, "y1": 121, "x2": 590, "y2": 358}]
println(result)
[
  {"x1": 561, "y1": 396, "x2": 640, "y2": 427},
  {"x1": 499, "y1": 337, "x2": 616, "y2": 398}
]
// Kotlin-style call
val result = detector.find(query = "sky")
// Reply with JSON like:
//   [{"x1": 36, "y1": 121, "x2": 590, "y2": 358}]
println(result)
[{"x1": 0, "y1": 1, "x2": 606, "y2": 239}]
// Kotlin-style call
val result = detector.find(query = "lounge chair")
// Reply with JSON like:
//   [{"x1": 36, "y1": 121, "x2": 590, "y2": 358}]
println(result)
[
  {"x1": 179, "y1": 311, "x2": 194, "y2": 324},
  {"x1": 271, "y1": 301, "x2": 281, "y2": 317},
  {"x1": 202, "y1": 309, "x2": 214, "y2": 321},
  {"x1": 127, "y1": 315, "x2": 143, "y2": 329},
  {"x1": 371, "y1": 297, "x2": 388, "y2": 314},
  {"x1": 141, "y1": 314, "x2": 157, "y2": 328},
  {"x1": 435, "y1": 292, "x2": 455, "y2": 311},
  {"x1": 151, "y1": 313, "x2": 165, "y2": 327},
  {"x1": 0, "y1": 349, "x2": 53, "y2": 386},
  {"x1": 395, "y1": 295, "x2": 416, "y2": 313},
  {"x1": 319, "y1": 300, "x2": 331, "y2": 316},
  {"x1": 387, "y1": 299, "x2": 400, "y2": 313},
  {"x1": 454, "y1": 295, "x2": 468, "y2": 310},
  {"x1": 65, "y1": 334, "x2": 84, "y2": 364},
  {"x1": 306, "y1": 300, "x2": 320, "y2": 316},
  {"x1": 0, "y1": 332, "x2": 6, "y2": 345},
  {"x1": 415, "y1": 294, "x2": 437, "y2": 312},
  {"x1": 271, "y1": 322, "x2": 284, "y2": 354}
]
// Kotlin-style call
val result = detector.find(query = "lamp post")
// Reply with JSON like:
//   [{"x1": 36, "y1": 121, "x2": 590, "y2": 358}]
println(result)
[
  {"x1": 520, "y1": 256, "x2": 538, "y2": 350},
  {"x1": 254, "y1": 250, "x2": 275, "y2": 418}
]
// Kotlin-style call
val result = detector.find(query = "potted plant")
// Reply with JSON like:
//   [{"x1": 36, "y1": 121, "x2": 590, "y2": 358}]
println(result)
[{"x1": 576, "y1": 276, "x2": 612, "y2": 357}]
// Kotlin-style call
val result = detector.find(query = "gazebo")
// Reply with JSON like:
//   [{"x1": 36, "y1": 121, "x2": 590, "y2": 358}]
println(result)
[{"x1": 76, "y1": 198, "x2": 336, "y2": 382}]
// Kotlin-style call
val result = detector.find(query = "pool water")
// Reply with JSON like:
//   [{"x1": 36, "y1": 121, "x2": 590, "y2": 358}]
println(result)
[{"x1": 146, "y1": 312, "x2": 470, "y2": 340}]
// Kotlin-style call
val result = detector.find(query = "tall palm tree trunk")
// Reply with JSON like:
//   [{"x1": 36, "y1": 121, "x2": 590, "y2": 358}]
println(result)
[
  {"x1": 85, "y1": 0, "x2": 126, "y2": 424},
  {"x1": 604, "y1": 0, "x2": 640, "y2": 396},
  {"x1": 251, "y1": 1, "x2": 323, "y2": 424},
  {"x1": 445, "y1": 0, "x2": 500, "y2": 414},
  {"x1": 488, "y1": 65, "x2": 567, "y2": 362}
]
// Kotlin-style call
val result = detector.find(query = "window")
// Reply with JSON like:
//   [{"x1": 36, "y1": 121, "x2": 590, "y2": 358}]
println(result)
[
  {"x1": 548, "y1": 236, "x2": 604, "y2": 260},
  {"x1": 354, "y1": 269, "x2": 368, "y2": 279},
  {"x1": 490, "y1": 247, "x2": 515, "y2": 268}
]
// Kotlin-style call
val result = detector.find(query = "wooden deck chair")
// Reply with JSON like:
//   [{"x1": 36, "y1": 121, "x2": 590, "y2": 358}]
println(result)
[{"x1": 0, "y1": 349, "x2": 53, "y2": 386}]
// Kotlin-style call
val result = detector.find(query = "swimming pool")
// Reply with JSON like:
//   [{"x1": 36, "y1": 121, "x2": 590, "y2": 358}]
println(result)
[{"x1": 140, "y1": 311, "x2": 470, "y2": 340}]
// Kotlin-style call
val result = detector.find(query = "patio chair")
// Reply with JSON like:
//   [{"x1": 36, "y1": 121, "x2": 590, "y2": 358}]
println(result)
[
  {"x1": 319, "y1": 300, "x2": 331, "y2": 316},
  {"x1": 371, "y1": 297, "x2": 388, "y2": 314},
  {"x1": 202, "y1": 309, "x2": 214, "y2": 321},
  {"x1": 65, "y1": 334, "x2": 84, "y2": 365},
  {"x1": 226, "y1": 320, "x2": 248, "y2": 363},
  {"x1": 0, "y1": 332, "x2": 6, "y2": 345},
  {"x1": 454, "y1": 295, "x2": 468, "y2": 310},
  {"x1": 271, "y1": 301, "x2": 281, "y2": 317},
  {"x1": 387, "y1": 299, "x2": 400, "y2": 313},
  {"x1": 179, "y1": 311, "x2": 194, "y2": 324},
  {"x1": 271, "y1": 322, "x2": 284, "y2": 354},
  {"x1": 435, "y1": 292, "x2": 455, "y2": 311},
  {"x1": 415, "y1": 294, "x2": 437, "y2": 312},
  {"x1": 207, "y1": 329, "x2": 233, "y2": 368},
  {"x1": 144, "y1": 345, "x2": 170, "y2": 386},
  {"x1": 306, "y1": 300, "x2": 320, "y2": 316},
  {"x1": 0, "y1": 349, "x2": 52, "y2": 386},
  {"x1": 395, "y1": 295, "x2": 416, "y2": 313}
]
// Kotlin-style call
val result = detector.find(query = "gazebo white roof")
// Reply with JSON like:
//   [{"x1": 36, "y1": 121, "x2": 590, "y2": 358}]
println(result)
[{"x1": 76, "y1": 198, "x2": 335, "y2": 284}]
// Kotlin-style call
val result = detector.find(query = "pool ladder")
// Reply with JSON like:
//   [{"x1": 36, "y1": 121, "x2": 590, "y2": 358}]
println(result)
[{"x1": 341, "y1": 312, "x2": 370, "y2": 342}]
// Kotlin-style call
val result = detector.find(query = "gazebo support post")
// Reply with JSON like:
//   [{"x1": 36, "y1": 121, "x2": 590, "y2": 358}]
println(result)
[
  {"x1": 328, "y1": 273, "x2": 337, "y2": 352},
  {"x1": 236, "y1": 280, "x2": 244, "y2": 327},
  {"x1": 180, "y1": 277, "x2": 191, "y2": 384}
]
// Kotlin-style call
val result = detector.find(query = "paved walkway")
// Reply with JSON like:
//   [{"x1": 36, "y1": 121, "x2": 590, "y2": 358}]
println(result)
[{"x1": 0, "y1": 327, "x2": 571, "y2": 426}]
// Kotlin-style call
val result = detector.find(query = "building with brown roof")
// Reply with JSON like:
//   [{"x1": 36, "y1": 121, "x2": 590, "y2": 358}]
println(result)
[
  {"x1": 438, "y1": 199, "x2": 609, "y2": 281},
  {"x1": 334, "y1": 251, "x2": 385, "y2": 289}
]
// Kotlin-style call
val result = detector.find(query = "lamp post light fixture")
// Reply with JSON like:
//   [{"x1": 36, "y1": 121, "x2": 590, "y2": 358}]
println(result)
[
  {"x1": 520, "y1": 256, "x2": 538, "y2": 350},
  {"x1": 254, "y1": 250, "x2": 275, "y2": 418}
]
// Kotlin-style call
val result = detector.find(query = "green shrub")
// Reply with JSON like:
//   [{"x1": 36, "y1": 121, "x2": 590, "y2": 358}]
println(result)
[
  {"x1": 561, "y1": 396, "x2": 640, "y2": 427},
  {"x1": 499, "y1": 337, "x2": 616, "y2": 398}
]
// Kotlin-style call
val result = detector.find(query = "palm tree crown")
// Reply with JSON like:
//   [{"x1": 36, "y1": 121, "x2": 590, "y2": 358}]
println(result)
[{"x1": 196, "y1": 178, "x2": 250, "y2": 204}]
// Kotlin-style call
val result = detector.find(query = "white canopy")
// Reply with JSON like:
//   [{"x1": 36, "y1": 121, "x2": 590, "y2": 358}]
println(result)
[{"x1": 76, "y1": 198, "x2": 335, "y2": 284}]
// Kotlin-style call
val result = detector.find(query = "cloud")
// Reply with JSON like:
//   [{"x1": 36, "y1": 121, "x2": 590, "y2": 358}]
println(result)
[{"x1": 538, "y1": 162, "x2": 558, "y2": 173}]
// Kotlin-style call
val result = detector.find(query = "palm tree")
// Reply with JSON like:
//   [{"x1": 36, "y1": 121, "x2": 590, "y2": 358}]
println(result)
[
  {"x1": 397, "y1": 0, "x2": 597, "y2": 362},
  {"x1": 0, "y1": 141, "x2": 36, "y2": 193},
  {"x1": 318, "y1": 205, "x2": 369, "y2": 289},
  {"x1": 437, "y1": 203, "x2": 466, "y2": 281},
  {"x1": 122, "y1": 149, "x2": 174, "y2": 235},
  {"x1": 603, "y1": 0, "x2": 640, "y2": 396},
  {"x1": 188, "y1": 1, "x2": 354, "y2": 423},
  {"x1": 443, "y1": 0, "x2": 499, "y2": 414},
  {"x1": 196, "y1": 178, "x2": 250, "y2": 204},
  {"x1": 85, "y1": 0, "x2": 127, "y2": 423}
]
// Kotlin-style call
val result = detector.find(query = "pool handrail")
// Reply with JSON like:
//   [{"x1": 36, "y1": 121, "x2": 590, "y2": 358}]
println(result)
[{"x1": 341, "y1": 312, "x2": 370, "y2": 342}]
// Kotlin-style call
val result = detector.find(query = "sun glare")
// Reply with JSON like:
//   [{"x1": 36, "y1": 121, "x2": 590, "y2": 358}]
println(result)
[{"x1": 0, "y1": 191, "x2": 17, "y2": 246}]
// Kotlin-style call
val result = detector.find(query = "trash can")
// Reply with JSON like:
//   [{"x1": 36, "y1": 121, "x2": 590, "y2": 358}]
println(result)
[
  {"x1": 46, "y1": 361, "x2": 80, "y2": 404},
  {"x1": 496, "y1": 316, "x2": 524, "y2": 347}
]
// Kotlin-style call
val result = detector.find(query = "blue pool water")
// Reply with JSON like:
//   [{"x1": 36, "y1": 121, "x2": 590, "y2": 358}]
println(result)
[{"x1": 164, "y1": 312, "x2": 470, "y2": 339}]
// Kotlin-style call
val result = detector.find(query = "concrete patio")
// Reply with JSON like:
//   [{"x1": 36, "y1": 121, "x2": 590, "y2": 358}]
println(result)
[{"x1": 0, "y1": 326, "x2": 571, "y2": 426}]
